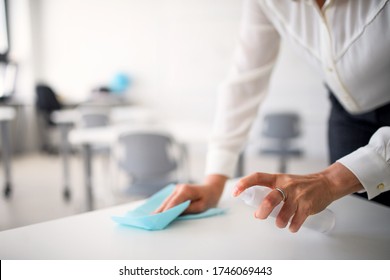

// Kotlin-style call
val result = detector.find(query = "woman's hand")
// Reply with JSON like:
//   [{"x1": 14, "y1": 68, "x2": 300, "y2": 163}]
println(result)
[
  {"x1": 233, "y1": 162, "x2": 363, "y2": 232},
  {"x1": 154, "y1": 174, "x2": 228, "y2": 214}
]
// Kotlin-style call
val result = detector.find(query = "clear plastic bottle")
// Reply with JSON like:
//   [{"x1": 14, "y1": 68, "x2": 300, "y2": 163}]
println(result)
[{"x1": 239, "y1": 186, "x2": 336, "y2": 233}]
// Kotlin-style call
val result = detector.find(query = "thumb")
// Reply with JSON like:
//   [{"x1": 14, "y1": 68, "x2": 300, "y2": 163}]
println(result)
[{"x1": 232, "y1": 172, "x2": 276, "y2": 197}]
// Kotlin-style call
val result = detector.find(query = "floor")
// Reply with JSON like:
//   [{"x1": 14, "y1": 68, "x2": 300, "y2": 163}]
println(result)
[{"x1": 0, "y1": 146, "x2": 328, "y2": 232}]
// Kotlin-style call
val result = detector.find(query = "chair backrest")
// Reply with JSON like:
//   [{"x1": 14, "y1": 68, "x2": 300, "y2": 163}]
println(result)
[
  {"x1": 36, "y1": 84, "x2": 62, "y2": 112},
  {"x1": 262, "y1": 112, "x2": 300, "y2": 139},
  {"x1": 80, "y1": 113, "x2": 109, "y2": 128},
  {"x1": 116, "y1": 131, "x2": 179, "y2": 180},
  {"x1": 77, "y1": 106, "x2": 110, "y2": 128}
]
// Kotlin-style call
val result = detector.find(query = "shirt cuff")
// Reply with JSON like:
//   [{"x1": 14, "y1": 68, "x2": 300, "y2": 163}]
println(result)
[
  {"x1": 337, "y1": 146, "x2": 390, "y2": 199},
  {"x1": 205, "y1": 149, "x2": 239, "y2": 178}
]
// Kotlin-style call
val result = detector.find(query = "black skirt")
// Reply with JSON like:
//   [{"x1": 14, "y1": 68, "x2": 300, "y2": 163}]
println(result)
[{"x1": 328, "y1": 90, "x2": 390, "y2": 207}]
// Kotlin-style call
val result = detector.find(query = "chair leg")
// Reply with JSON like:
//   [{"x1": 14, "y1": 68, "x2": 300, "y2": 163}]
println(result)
[{"x1": 278, "y1": 155, "x2": 288, "y2": 174}]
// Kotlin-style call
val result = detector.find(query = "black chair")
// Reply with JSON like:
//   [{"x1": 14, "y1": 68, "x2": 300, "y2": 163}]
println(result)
[
  {"x1": 260, "y1": 112, "x2": 303, "y2": 173},
  {"x1": 35, "y1": 84, "x2": 63, "y2": 153}
]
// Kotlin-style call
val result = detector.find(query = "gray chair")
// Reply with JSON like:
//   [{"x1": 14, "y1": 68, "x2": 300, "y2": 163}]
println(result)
[
  {"x1": 78, "y1": 109, "x2": 111, "y2": 153},
  {"x1": 260, "y1": 112, "x2": 303, "y2": 173},
  {"x1": 79, "y1": 112, "x2": 109, "y2": 128},
  {"x1": 115, "y1": 131, "x2": 187, "y2": 197}
]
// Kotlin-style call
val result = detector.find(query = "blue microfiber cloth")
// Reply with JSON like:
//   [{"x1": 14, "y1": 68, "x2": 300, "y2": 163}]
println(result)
[{"x1": 111, "y1": 184, "x2": 225, "y2": 230}]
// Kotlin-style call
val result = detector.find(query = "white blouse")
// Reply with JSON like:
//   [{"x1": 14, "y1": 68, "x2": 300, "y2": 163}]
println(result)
[{"x1": 206, "y1": 0, "x2": 390, "y2": 199}]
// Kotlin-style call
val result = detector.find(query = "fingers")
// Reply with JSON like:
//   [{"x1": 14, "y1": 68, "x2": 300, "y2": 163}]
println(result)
[
  {"x1": 153, "y1": 184, "x2": 190, "y2": 213},
  {"x1": 252, "y1": 186, "x2": 308, "y2": 232},
  {"x1": 254, "y1": 189, "x2": 284, "y2": 219},
  {"x1": 233, "y1": 172, "x2": 277, "y2": 197},
  {"x1": 275, "y1": 201, "x2": 296, "y2": 229},
  {"x1": 254, "y1": 190, "x2": 308, "y2": 232},
  {"x1": 153, "y1": 184, "x2": 202, "y2": 214},
  {"x1": 153, "y1": 193, "x2": 176, "y2": 214},
  {"x1": 289, "y1": 206, "x2": 310, "y2": 233}
]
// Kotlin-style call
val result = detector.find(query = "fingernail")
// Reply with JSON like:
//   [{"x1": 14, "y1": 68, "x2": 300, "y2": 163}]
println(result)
[
  {"x1": 277, "y1": 221, "x2": 288, "y2": 229},
  {"x1": 232, "y1": 184, "x2": 241, "y2": 197},
  {"x1": 256, "y1": 209, "x2": 266, "y2": 220},
  {"x1": 289, "y1": 226, "x2": 298, "y2": 233}
]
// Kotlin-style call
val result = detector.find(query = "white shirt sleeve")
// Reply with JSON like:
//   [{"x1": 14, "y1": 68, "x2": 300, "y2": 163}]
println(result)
[
  {"x1": 337, "y1": 127, "x2": 390, "y2": 199},
  {"x1": 205, "y1": 0, "x2": 281, "y2": 177}
]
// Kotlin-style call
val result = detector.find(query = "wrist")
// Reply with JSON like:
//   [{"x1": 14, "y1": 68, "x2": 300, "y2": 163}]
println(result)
[
  {"x1": 320, "y1": 162, "x2": 364, "y2": 201},
  {"x1": 203, "y1": 174, "x2": 228, "y2": 198}
]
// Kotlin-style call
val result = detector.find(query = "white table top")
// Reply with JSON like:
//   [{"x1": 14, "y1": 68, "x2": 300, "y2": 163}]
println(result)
[
  {"x1": 0, "y1": 107, "x2": 16, "y2": 121},
  {"x1": 0, "y1": 182, "x2": 389, "y2": 260},
  {"x1": 51, "y1": 106, "x2": 156, "y2": 126},
  {"x1": 51, "y1": 109, "x2": 79, "y2": 124},
  {"x1": 69, "y1": 121, "x2": 211, "y2": 146},
  {"x1": 52, "y1": 106, "x2": 211, "y2": 145}
]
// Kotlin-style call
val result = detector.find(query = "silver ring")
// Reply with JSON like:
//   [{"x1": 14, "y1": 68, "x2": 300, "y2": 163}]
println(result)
[{"x1": 275, "y1": 187, "x2": 287, "y2": 202}]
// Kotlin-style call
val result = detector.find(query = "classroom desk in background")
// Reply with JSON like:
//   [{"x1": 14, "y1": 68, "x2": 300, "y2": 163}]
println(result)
[
  {"x1": 50, "y1": 106, "x2": 161, "y2": 202},
  {"x1": 0, "y1": 181, "x2": 389, "y2": 259}
]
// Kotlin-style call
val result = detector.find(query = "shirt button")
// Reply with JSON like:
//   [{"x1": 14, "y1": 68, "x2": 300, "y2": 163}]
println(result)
[
  {"x1": 377, "y1": 183, "x2": 385, "y2": 190},
  {"x1": 327, "y1": 67, "x2": 333, "y2": 72}
]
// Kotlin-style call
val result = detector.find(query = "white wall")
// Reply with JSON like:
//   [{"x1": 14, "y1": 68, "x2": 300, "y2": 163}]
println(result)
[
  {"x1": 30, "y1": 0, "x2": 329, "y2": 160},
  {"x1": 8, "y1": 0, "x2": 35, "y2": 102},
  {"x1": 6, "y1": 0, "x2": 41, "y2": 151},
  {"x1": 251, "y1": 42, "x2": 330, "y2": 162},
  {"x1": 36, "y1": 0, "x2": 242, "y2": 122}
]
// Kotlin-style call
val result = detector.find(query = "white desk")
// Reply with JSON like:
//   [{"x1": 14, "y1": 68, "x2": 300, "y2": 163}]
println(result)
[
  {"x1": 69, "y1": 121, "x2": 211, "y2": 145},
  {"x1": 0, "y1": 182, "x2": 389, "y2": 259},
  {"x1": 0, "y1": 107, "x2": 15, "y2": 198},
  {"x1": 51, "y1": 106, "x2": 156, "y2": 126}
]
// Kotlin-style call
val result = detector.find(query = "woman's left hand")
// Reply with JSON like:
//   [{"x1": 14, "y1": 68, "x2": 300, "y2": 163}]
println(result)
[{"x1": 232, "y1": 162, "x2": 363, "y2": 232}]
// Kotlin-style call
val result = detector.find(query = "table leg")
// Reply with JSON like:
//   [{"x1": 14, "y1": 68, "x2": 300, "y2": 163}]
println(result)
[
  {"x1": 83, "y1": 144, "x2": 94, "y2": 211},
  {"x1": 59, "y1": 123, "x2": 72, "y2": 200},
  {"x1": 235, "y1": 151, "x2": 245, "y2": 178},
  {"x1": 1, "y1": 121, "x2": 12, "y2": 198}
]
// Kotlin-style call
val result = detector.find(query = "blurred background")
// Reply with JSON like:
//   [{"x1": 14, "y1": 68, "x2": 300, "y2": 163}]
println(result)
[{"x1": 0, "y1": 0, "x2": 330, "y2": 231}]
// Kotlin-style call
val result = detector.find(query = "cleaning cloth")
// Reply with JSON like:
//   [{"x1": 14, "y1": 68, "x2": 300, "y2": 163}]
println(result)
[{"x1": 112, "y1": 184, "x2": 225, "y2": 230}]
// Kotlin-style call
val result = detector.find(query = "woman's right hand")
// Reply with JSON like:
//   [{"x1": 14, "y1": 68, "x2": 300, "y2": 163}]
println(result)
[{"x1": 153, "y1": 174, "x2": 228, "y2": 214}]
